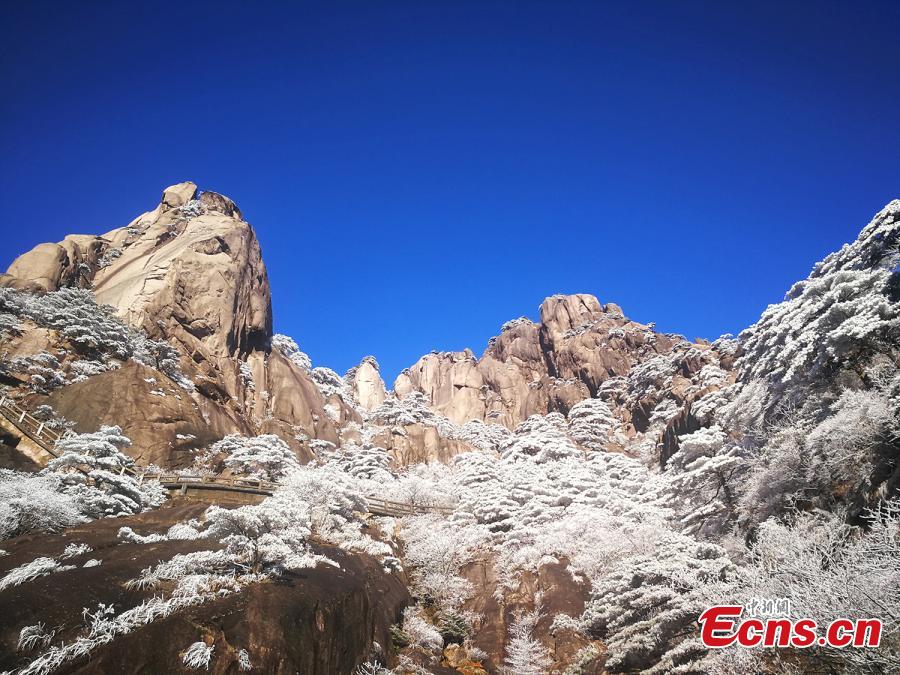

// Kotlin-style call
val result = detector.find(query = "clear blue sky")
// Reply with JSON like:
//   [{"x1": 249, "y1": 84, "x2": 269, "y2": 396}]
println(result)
[{"x1": 2, "y1": 1, "x2": 898, "y2": 383}]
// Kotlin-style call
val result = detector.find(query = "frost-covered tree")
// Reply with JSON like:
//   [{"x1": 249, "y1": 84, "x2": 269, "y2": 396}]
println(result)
[
  {"x1": 740, "y1": 502, "x2": 900, "y2": 672},
  {"x1": 390, "y1": 472, "x2": 454, "y2": 510},
  {"x1": 311, "y1": 366, "x2": 344, "y2": 398},
  {"x1": 23, "y1": 288, "x2": 134, "y2": 360},
  {"x1": 181, "y1": 641, "x2": 214, "y2": 669},
  {"x1": 580, "y1": 535, "x2": 737, "y2": 673},
  {"x1": 271, "y1": 333, "x2": 312, "y2": 371},
  {"x1": 401, "y1": 606, "x2": 444, "y2": 652},
  {"x1": 275, "y1": 466, "x2": 394, "y2": 560},
  {"x1": 0, "y1": 471, "x2": 85, "y2": 538},
  {"x1": 500, "y1": 414, "x2": 581, "y2": 463},
  {"x1": 732, "y1": 372, "x2": 899, "y2": 529},
  {"x1": 735, "y1": 200, "x2": 900, "y2": 421},
  {"x1": 237, "y1": 648, "x2": 252, "y2": 671},
  {"x1": 322, "y1": 442, "x2": 393, "y2": 483},
  {"x1": 0, "y1": 556, "x2": 76, "y2": 591},
  {"x1": 503, "y1": 611, "x2": 551, "y2": 675},
  {"x1": 567, "y1": 397, "x2": 618, "y2": 451},
  {"x1": 10, "y1": 351, "x2": 67, "y2": 393},
  {"x1": 132, "y1": 334, "x2": 194, "y2": 390},
  {"x1": 280, "y1": 464, "x2": 366, "y2": 525},
  {"x1": 211, "y1": 434, "x2": 301, "y2": 481},
  {"x1": 204, "y1": 494, "x2": 320, "y2": 574},
  {"x1": 0, "y1": 311, "x2": 22, "y2": 337},
  {"x1": 17, "y1": 623, "x2": 55, "y2": 652},
  {"x1": 48, "y1": 426, "x2": 166, "y2": 517},
  {"x1": 370, "y1": 392, "x2": 435, "y2": 427},
  {"x1": 400, "y1": 514, "x2": 484, "y2": 610},
  {"x1": 665, "y1": 425, "x2": 744, "y2": 537},
  {"x1": 68, "y1": 358, "x2": 112, "y2": 382}
]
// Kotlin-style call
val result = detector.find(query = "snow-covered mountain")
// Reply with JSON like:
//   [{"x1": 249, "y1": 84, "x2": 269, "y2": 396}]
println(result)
[{"x1": 0, "y1": 186, "x2": 897, "y2": 674}]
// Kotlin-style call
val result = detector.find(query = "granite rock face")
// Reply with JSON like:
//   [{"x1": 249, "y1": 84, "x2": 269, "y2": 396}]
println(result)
[
  {"x1": 346, "y1": 357, "x2": 387, "y2": 412},
  {"x1": 1, "y1": 182, "x2": 732, "y2": 470},
  {"x1": 395, "y1": 294, "x2": 680, "y2": 428},
  {"x1": 2, "y1": 183, "x2": 346, "y2": 465}
]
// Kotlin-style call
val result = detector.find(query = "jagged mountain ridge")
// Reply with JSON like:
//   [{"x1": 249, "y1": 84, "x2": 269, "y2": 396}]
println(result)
[
  {"x1": 1, "y1": 181, "x2": 733, "y2": 470},
  {"x1": 0, "y1": 186, "x2": 898, "y2": 674}
]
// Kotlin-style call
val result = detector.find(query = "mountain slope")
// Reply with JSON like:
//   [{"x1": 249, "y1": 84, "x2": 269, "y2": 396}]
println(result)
[{"x1": 0, "y1": 188, "x2": 897, "y2": 675}]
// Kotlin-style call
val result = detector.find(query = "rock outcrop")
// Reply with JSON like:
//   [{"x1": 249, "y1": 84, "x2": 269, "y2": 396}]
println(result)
[
  {"x1": 0, "y1": 182, "x2": 733, "y2": 470},
  {"x1": 395, "y1": 294, "x2": 681, "y2": 429},
  {"x1": 2, "y1": 183, "x2": 347, "y2": 465},
  {"x1": 346, "y1": 357, "x2": 387, "y2": 412}
]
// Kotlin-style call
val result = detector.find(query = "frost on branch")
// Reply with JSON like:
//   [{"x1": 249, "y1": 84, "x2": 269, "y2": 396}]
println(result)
[
  {"x1": 210, "y1": 433, "x2": 301, "y2": 481},
  {"x1": 17, "y1": 623, "x2": 56, "y2": 652},
  {"x1": 502, "y1": 610, "x2": 550, "y2": 675},
  {"x1": 0, "y1": 470, "x2": 85, "y2": 539},
  {"x1": 17, "y1": 557, "x2": 253, "y2": 675},
  {"x1": 181, "y1": 641, "x2": 214, "y2": 670},
  {"x1": 237, "y1": 648, "x2": 253, "y2": 671},
  {"x1": 271, "y1": 333, "x2": 312, "y2": 371},
  {"x1": 0, "y1": 556, "x2": 75, "y2": 591},
  {"x1": 61, "y1": 543, "x2": 93, "y2": 559},
  {"x1": 48, "y1": 426, "x2": 166, "y2": 517}
]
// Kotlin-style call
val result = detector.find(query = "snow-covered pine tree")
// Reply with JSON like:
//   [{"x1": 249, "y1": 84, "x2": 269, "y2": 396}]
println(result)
[
  {"x1": 212, "y1": 434, "x2": 301, "y2": 481},
  {"x1": 502, "y1": 611, "x2": 551, "y2": 675},
  {"x1": 48, "y1": 426, "x2": 166, "y2": 517}
]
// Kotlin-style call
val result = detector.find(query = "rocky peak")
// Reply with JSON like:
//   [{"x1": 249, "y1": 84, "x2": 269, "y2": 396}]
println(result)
[
  {"x1": 393, "y1": 293, "x2": 721, "y2": 445},
  {"x1": 538, "y1": 293, "x2": 605, "y2": 338},
  {"x1": 346, "y1": 356, "x2": 387, "y2": 412},
  {"x1": 160, "y1": 181, "x2": 198, "y2": 210},
  {"x1": 1, "y1": 183, "x2": 346, "y2": 466},
  {"x1": 88, "y1": 182, "x2": 271, "y2": 359}
]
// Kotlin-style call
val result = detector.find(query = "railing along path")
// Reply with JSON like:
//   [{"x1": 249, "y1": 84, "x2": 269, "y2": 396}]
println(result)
[
  {"x1": 1, "y1": 397, "x2": 453, "y2": 517},
  {"x1": 0, "y1": 395, "x2": 63, "y2": 456}
]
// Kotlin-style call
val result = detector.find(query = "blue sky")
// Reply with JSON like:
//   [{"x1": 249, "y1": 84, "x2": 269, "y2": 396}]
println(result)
[{"x1": 2, "y1": 1, "x2": 898, "y2": 383}]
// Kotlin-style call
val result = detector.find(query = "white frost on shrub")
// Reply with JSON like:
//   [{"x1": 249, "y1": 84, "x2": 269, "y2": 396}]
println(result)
[
  {"x1": 0, "y1": 556, "x2": 75, "y2": 591},
  {"x1": 182, "y1": 641, "x2": 214, "y2": 670},
  {"x1": 271, "y1": 333, "x2": 312, "y2": 372}
]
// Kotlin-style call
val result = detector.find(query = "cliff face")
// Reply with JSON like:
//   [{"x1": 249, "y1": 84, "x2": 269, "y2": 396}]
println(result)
[
  {"x1": 395, "y1": 294, "x2": 682, "y2": 429},
  {"x1": 2, "y1": 183, "x2": 347, "y2": 466},
  {"x1": 392, "y1": 293, "x2": 732, "y2": 466},
  {"x1": 1, "y1": 182, "x2": 733, "y2": 470}
]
